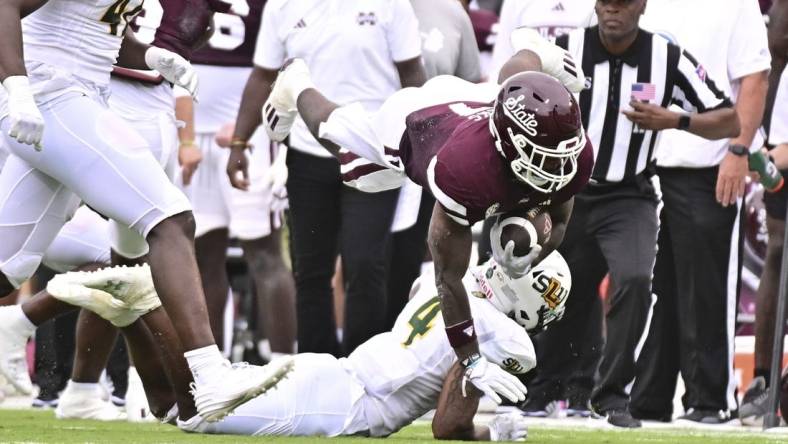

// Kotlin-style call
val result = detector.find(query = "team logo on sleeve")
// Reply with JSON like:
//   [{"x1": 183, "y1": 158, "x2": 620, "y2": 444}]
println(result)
[{"x1": 502, "y1": 357, "x2": 524, "y2": 373}]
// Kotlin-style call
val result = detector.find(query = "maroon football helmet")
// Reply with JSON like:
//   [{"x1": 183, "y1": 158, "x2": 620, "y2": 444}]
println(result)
[{"x1": 489, "y1": 72, "x2": 585, "y2": 193}]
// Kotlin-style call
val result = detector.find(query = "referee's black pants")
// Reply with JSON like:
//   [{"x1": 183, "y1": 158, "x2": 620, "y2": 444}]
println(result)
[
  {"x1": 286, "y1": 149, "x2": 399, "y2": 357},
  {"x1": 563, "y1": 180, "x2": 660, "y2": 413},
  {"x1": 631, "y1": 167, "x2": 742, "y2": 416}
]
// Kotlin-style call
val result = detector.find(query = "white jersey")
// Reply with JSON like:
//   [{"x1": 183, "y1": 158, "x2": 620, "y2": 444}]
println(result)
[
  {"x1": 23, "y1": 0, "x2": 143, "y2": 86},
  {"x1": 109, "y1": 0, "x2": 174, "y2": 123},
  {"x1": 344, "y1": 271, "x2": 535, "y2": 437},
  {"x1": 489, "y1": 0, "x2": 596, "y2": 82}
]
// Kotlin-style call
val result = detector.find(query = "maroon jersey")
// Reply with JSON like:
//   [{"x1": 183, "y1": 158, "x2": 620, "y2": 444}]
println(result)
[
  {"x1": 191, "y1": 0, "x2": 265, "y2": 67},
  {"x1": 399, "y1": 102, "x2": 593, "y2": 226},
  {"x1": 113, "y1": 0, "x2": 225, "y2": 82},
  {"x1": 469, "y1": 8, "x2": 498, "y2": 53}
]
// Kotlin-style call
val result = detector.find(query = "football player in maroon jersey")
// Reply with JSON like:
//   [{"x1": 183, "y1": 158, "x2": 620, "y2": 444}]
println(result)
[{"x1": 249, "y1": 34, "x2": 593, "y2": 403}]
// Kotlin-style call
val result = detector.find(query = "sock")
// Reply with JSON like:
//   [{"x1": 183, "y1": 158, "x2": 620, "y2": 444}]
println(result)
[
  {"x1": 269, "y1": 352, "x2": 292, "y2": 362},
  {"x1": 754, "y1": 367, "x2": 770, "y2": 387},
  {"x1": 67, "y1": 380, "x2": 100, "y2": 393},
  {"x1": 184, "y1": 345, "x2": 225, "y2": 386},
  {"x1": 257, "y1": 339, "x2": 272, "y2": 362},
  {"x1": 4, "y1": 305, "x2": 36, "y2": 338}
]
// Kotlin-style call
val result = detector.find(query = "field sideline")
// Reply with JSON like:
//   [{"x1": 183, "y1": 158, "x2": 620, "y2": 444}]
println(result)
[{"x1": 1, "y1": 410, "x2": 787, "y2": 444}]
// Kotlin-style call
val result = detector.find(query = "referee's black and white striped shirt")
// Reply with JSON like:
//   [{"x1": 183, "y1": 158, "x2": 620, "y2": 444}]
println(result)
[{"x1": 556, "y1": 26, "x2": 733, "y2": 184}]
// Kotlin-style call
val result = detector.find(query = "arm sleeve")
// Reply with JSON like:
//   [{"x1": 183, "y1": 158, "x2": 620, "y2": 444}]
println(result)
[
  {"x1": 671, "y1": 48, "x2": 732, "y2": 113},
  {"x1": 476, "y1": 305, "x2": 536, "y2": 375},
  {"x1": 386, "y1": 0, "x2": 422, "y2": 63},
  {"x1": 770, "y1": 67, "x2": 788, "y2": 145},
  {"x1": 252, "y1": 1, "x2": 285, "y2": 69},
  {"x1": 727, "y1": 0, "x2": 771, "y2": 81},
  {"x1": 454, "y1": 8, "x2": 482, "y2": 82},
  {"x1": 488, "y1": 0, "x2": 522, "y2": 82}
]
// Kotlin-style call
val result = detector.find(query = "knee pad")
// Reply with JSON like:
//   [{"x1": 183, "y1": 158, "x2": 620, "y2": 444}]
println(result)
[
  {"x1": 110, "y1": 220, "x2": 150, "y2": 259},
  {"x1": 1, "y1": 252, "x2": 43, "y2": 289}
]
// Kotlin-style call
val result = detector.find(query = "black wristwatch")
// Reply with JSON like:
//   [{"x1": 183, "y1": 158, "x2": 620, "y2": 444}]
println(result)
[
  {"x1": 677, "y1": 114, "x2": 691, "y2": 130},
  {"x1": 728, "y1": 143, "x2": 748, "y2": 157}
]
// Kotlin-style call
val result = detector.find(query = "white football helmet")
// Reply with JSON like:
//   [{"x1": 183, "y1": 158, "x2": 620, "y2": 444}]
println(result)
[{"x1": 471, "y1": 251, "x2": 571, "y2": 334}]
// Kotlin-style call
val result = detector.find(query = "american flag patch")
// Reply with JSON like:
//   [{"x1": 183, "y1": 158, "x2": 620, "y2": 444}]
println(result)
[{"x1": 631, "y1": 82, "x2": 656, "y2": 102}]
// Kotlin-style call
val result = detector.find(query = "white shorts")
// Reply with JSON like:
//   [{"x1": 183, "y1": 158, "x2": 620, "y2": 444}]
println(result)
[
  {"x1": 204, "y1": 354, "x2": 369, "y2": 437},
  {"x1": 0, "y1": 66, "x2": 190, "y2": 286},
  {"x1": 42, "y1": 206, "x2": 110, "y2": 272},
  {"x1": 107, "y1": 78, "x2": 180, "y2": 258},
  {"x1": 178, "y1": 130, "x2": 285, "y2": 240}
]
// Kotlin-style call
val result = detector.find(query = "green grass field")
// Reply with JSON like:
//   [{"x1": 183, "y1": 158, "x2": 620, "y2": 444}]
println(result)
[{"x1": 0, "y1": 409, "x2": 786, "y2": 444}]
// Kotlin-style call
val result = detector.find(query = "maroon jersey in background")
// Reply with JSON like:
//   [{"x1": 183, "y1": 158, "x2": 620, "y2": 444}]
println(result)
[
  {"x1": 469, "y1": 8, "x2": 498, "y2": 53},
  {"x1": 113, "y1": 0, "x2": 228, "y2": 82},
  {"x1": 191, "y1": 0, "x2": 265, "y2": 67},
  {"x1": 399, "y1": 102, "x2": 593, "y2": 225}
]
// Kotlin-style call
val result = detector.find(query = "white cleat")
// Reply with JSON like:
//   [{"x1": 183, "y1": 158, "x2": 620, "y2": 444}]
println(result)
[
  {"x1": 263, "y1": 58, "x2": 314, "y2": 142},
  {"x1": 177, "y1": 414, "x2": 209, "y2": 433},
  {"x1": 0, "y1": 307, "x2": 33, "y2": 395},
  {"x1": 126, "y1": 367, "x2": 156, "y2": 422},
  {"x1": 191, "y1": 357, "x2": 295, "y2": 423},
  {"x1": 56, "y1": 381, "x2": 127, "y2": 421},
  {"x1": 509, "y1": 27, "x2": 586, "y2": 93},
  {"x1": 46, "y1": 265, "x2": 162, "y2": 327}
]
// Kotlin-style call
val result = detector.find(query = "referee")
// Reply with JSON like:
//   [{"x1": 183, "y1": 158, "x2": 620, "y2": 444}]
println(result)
[{"x1": 529, "y1": 0, "x2": 739, "y2": 428}]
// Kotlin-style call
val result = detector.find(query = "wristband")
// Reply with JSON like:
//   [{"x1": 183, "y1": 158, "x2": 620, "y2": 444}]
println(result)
[
  {"x1": 230, "y1": 138, "x2": 250, "y2": 149},
  {"x1": 728, "y1": 143, "x2": 748, "y2": 157},
  {"x1": 460, "y1": 351, "x2": 482, "y2": 368},
  {"x1": 445, "y1": 319, "x2": 477, "y2": 349},
  {"x1": 677, "y1": 114, "x2": 691, "y2": 130},
  {"x1": 179, "y1": 140, "x2": 196, "y2": 148}
]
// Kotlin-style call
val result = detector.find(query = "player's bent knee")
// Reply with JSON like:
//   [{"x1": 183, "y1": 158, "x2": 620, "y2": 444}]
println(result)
[{"x1": 147, "y1": 211, "x2": 196, "y2": 243}]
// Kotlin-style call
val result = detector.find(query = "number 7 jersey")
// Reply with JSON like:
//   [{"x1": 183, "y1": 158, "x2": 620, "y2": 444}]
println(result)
[
  {"x1": 22, "y1": 0, "x2": 144, "y2": 86},
  {"x1": 343, "y1": 271, "x2": 536, "y2": 437}
]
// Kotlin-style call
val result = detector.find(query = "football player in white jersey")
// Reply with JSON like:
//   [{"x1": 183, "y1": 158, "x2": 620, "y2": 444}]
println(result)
[
  {"x1": 46, "y1": 239, "x2": 571, "y2": 439},
  {"x1": 0, "y1": 0, "x2": 277, "y2": 422}
]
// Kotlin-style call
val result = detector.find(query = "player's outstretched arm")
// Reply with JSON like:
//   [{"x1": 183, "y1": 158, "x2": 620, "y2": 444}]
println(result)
[
  {"x1": 433, "y1": 362, "x2": 529, "y2": 442},
  {"x1": 432, "y1": 362, "x2": 487, "y2": 441},
  {"x1": 429, "y1": 203, "x2": 528, "y2": 405},
  {"x1": 428, "y1": 203, "x2": 476, "y2": 360}
]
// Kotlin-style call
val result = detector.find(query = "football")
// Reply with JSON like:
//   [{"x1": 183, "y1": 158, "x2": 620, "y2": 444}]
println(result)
[{"x1": 497, "y1": 209, "x2": 553, "y2": 257}]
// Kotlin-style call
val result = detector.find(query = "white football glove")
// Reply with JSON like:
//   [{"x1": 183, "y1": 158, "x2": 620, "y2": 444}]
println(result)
[
  {"x1": 510, "y1": 27, "x2": 585, "y2": 93},
  {"x1": 145, "y1": 46, "x2": 199, "y2": 99},
  {"x1": 488, "y1": 412, "x2": 529, "y2": 442},
  {"x1": 490, "y1": 216, "x2": 542, "y2": 278},
  {"x1": 3, "y1": 76, "x2": 44, "y2": 150},
  {"x1": 462, "y1": 354, "x2": 527, "y2": 405}
]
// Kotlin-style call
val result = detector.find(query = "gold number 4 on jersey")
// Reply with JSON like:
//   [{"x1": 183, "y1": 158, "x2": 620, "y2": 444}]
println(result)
[
  {"x1": 101, "y1": 0, "x2": 142, "y2": 36},
  {"x1": 402, "y1": 296, "x2": 441, "y2": 347}
]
